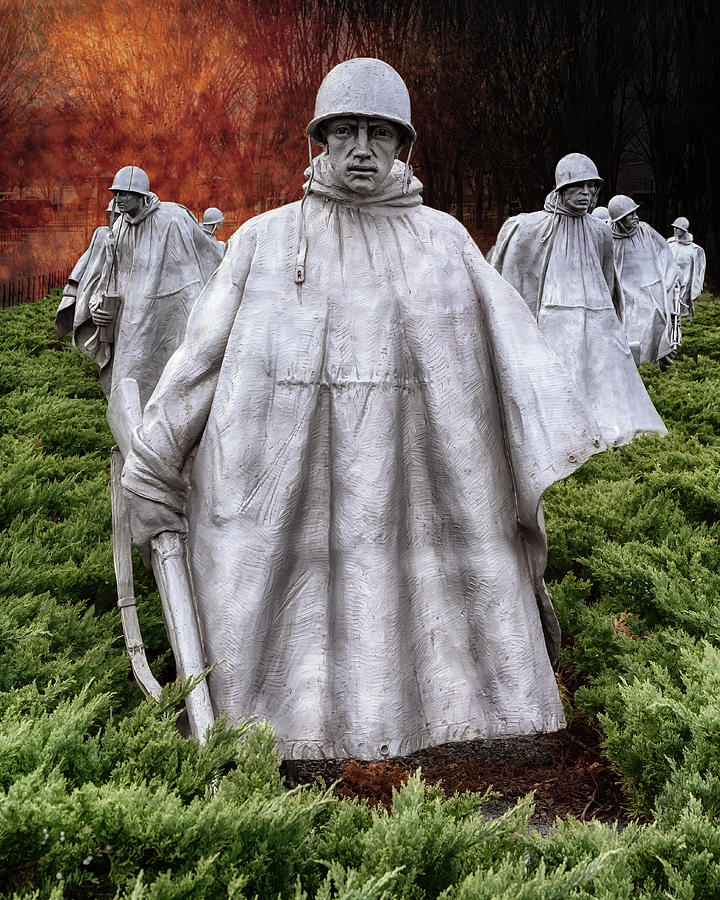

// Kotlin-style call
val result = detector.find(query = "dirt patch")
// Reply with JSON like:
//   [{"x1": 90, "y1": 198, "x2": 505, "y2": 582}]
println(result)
[{"x1": 291, "y1": 722, "x2": 632, "y2": 831}]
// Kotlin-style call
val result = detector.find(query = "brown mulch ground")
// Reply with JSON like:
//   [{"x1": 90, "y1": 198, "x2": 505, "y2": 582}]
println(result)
[{"x1": 291, "y1": 722, "x2": 632, "y2": 831}]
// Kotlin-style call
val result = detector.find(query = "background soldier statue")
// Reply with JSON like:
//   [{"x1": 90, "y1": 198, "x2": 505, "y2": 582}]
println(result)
[
  {"x1": 491, "y1": 153, "x2": 667, "y2": 447},
  {"x1": 609, "y1": 194, "x2": 681, "y2": 367},
  {"x1": 668, "y1": 216, "x2": 706, "y2": 319},
  {"x1": 73, "y1": 165, "x2": 224, "y2": 407},
  {"x1": 200, "y1": 206, "x2": 225, "y2": 238}
]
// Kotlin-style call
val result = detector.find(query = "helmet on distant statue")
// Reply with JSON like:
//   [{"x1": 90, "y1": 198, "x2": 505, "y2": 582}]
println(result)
[
  {"x1": 592, "y1": 206, "x2": 609, "y2": 220},
  {"x1": 110, "y1": 165, "x2": 151, "y2": 196},
  {"x1": 671, "y1": 216, "x2": 689, "y2": 232},
  {"x1": 608, "y1": 194, "x2": 640, "y2": 223},
  {"x1": 554, "y1": 153, "x2": 603, "y2": 190},
  {"x1": 307, "y1": 58, "x2": 416, "y2": 147},
  {"x1": 202, "y1": 207, "x2": 224, "y2": 226}
]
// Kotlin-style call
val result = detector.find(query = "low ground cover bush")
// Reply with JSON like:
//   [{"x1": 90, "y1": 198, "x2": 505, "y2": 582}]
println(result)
[{"x1": 3, "y1": 292, "x2": 720, "y2": 896}]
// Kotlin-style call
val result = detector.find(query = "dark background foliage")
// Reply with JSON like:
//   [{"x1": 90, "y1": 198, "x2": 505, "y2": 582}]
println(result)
[{"x1": 1, "y1": 0, "x2": 718, "y2": 275}]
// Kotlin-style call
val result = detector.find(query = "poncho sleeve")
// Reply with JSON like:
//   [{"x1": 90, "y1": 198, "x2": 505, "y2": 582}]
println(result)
[{"x1": 122, "y1": 223, "x2": 258, "y2": 511}]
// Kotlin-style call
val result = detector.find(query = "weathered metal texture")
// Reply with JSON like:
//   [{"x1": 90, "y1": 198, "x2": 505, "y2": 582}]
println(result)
[
  {"x1": 491, "y1": 176, "x2": 667, "y2": 447},
  {"x1": 608, "y1": 194, "x2": 640, "y2": 223},
  {"x1": 554, "y1": 153, "x2": 603, "y2": 190},
  {"x1": 110, "y1": 165, "x2": 152, "y2": 196},
  {"x1": 121, "y1": 136, "x2": 618, "y2": 759},
  {"x1": 611, "y1": 215, "x2": 681, "y2": 364},
  {"x1": 307, "y1": 58, "x2": 416, "y2": 144}
]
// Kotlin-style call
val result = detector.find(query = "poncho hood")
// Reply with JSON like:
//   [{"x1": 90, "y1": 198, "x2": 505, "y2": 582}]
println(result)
[
  {"x1": 611, "y1": 218, "x2": 640, "y2": 239},
  {"x1": 669, "y1": 231, "x2": 694, "y2": 244},
  {"x1": 304, "y1": 155, "x2": 423, "y2": 208},
  {"x1": 123, "y1": 193, "x2": 161, "y2": 226},
  {"x1": 542, "y1": 189, "x2": 588, "y2": 218}
]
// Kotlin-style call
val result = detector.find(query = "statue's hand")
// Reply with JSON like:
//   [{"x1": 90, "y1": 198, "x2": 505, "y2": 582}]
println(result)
[
  {"x1": 126, "y1": 491, "x2": 186, "y2": 567},
  {"x1": 91, "y1": 307, "x2": 114, "y2": 326}
]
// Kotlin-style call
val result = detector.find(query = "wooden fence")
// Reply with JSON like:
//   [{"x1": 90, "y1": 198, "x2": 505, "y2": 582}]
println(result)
[{"x1": 0, "y1": 268, "x2": 72, "y2": 311}]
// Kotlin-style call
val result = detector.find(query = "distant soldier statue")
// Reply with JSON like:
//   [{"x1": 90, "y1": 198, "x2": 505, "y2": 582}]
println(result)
[
  {"x1": 491, "y1": 154, "x2": 666, "y2": 446},
  {"x1": 70, "y1": 166, "x2": 224, "y2": 408},
  {"x1": 609, "y1": 195, "x2": 681, "y2": 366},
  {"x1": 200, "y1": 207, "x2": 225, "y2": 238},
  {"x1": 55, "y1": 199, "x2": 119, "y2": 342},
  {"x1": 121, "y1": 59, "x2": 610, "y2": 759},
  {"x1": 668, "y1": 216, "x2": 706, "y2": 319},
  {"x1": 591, "y1": 206, "x2": 610, "y2": 224}
]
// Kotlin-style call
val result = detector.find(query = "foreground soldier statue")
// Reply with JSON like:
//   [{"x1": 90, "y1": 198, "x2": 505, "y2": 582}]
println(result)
[
  {"x1": 491, "y1": 154, "x2": 667, "y2": 447},
  {"x1": 122, "y1": 59, "x2": 609, "y2": 758},
  {"x1": 668, "y1": 216, "x2": 706, "y2": 319},
  {"x1": 609, "y1": 195, "x2": 681, "y2": 366},
  {"x1": 55, "y1": 199, "x2": 119, "y2": 341},
  {"x1": 72, "y1": 166, "x2": 224, "y2": 407}
]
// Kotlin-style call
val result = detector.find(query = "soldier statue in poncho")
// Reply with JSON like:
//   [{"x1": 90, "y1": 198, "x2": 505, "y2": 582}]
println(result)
[
  {"x1": 608, "y1": 194, "x2": 681, "y2": 367},
  {"x1": 490, "y1": 154, "x2": 667, "y2": 447},
  {"x1": 65, "y1": 166, "x2": 224, "y2": 408},
  {"x1": 667, "y1": 216, "x2": 706, "y2": 319},
  {"x1": 122, "y1": 59, "x2": 610, "y2": 760}
]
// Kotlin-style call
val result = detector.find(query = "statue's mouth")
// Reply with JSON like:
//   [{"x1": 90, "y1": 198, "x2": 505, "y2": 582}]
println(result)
[{"x1": 348, "y1": 166, "x2": 377, "y2": 174}]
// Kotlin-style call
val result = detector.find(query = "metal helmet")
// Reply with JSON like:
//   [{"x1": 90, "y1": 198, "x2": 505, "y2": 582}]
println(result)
[
  {"x1": 109, "y1": 165, "x2": 151, "y2": 196},
  {"x1": 202, "y1": 207, "x2": 224, "y2": 226},
  {"x1": 307, "y1": 58, "x2": 416, "y2": 146},
  {"x1": 608, "y1": 194, "x2": 640, "y2": 223},
  {"x1": 592, "y1": 206, "x2": 609, "y2": 220},
  {"x1": 554, "y1": 153, "x2": 603, "y2": 190},
  {"x1": 671, "y1": 216, "x2": 689, "y2": 231},
  {"x1": 106, "y1": 199, "x2": 116, "y2": 212}
]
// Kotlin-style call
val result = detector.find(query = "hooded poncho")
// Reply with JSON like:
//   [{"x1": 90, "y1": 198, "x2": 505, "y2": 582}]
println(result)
[
  {"x1": 73, "y1": 195, "x2": 224, "y2": 407},
  {"x1": 668, "y1": 231, "x2": 706, "y2": 318},
  {"x1": 491, "y1": 191, "x2": 667, "y2": 446},
  {"x1": 123, "y1": 158, "x2": 608, "y2": 760},
  {"x1": 612, "y1": 220, "x2": 680, "y2": 363}
]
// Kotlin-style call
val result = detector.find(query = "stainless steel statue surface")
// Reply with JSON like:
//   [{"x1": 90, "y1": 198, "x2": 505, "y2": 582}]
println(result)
[
  {"x1": 122, "y1": 59, "x2": 610, "y2": 760},
  {"x1": 667, "y1": 216, "x2": 706, "y2": 319},
  {"x1": 609, "y1": 195, "x2": 681, "y2": 366},
  {"x1": 67, "y1": 165, "x2": 224, "y2": 408},
  {"x1": 490, "y1": 154, "x2": 667, "y2": 447}
]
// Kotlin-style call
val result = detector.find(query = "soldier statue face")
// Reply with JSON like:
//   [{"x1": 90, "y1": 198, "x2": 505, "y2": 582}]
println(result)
[
  {"x1": 620, "y1": 211, "x2": 640, "y2": 230},
  {"x1": 673, "y1": 226, "x2": 687, "y2": 240},
  {"x1": 323, "y1": 116, "x2": 402, "y2": 195},
  {"x1": 561, "y1": 181, "x2": 599, "y2": 214},
  {"x1": 113, "y1": 190, "x2": 145, "y2": 217}
]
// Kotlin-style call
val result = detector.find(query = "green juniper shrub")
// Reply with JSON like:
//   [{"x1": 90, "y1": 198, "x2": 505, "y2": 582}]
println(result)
[{"x1": 4, "y1": 291, "x2": 720, "y2": 896}]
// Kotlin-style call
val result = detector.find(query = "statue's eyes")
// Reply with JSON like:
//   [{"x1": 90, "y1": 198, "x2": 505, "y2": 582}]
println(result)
[
  {"x1": 334, "y1": 126, "x2": 351, "y2": 136},
  {"x1": 372, "y1": 127, "x2": 393, "y2": 138}
]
